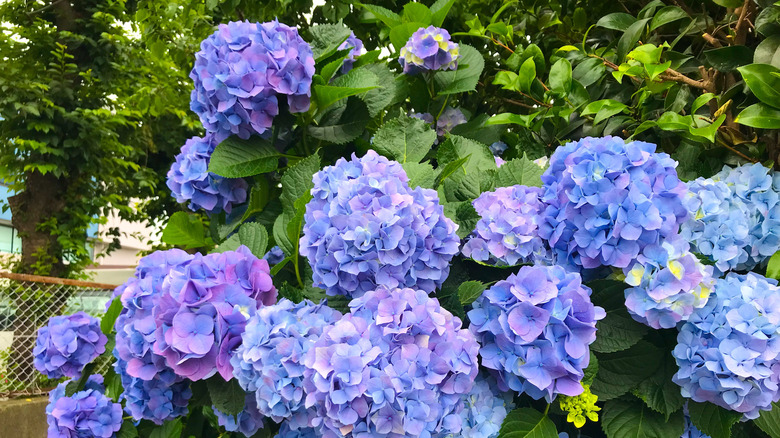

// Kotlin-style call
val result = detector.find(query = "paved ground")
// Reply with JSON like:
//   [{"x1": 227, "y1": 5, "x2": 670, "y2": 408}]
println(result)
[{"x1": 0, "y1": 396, "x2": 47, "y2": 437}]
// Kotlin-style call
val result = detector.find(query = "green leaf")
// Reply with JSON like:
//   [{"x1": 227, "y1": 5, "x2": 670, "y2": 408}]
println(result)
[
  {"x1": 712, "y1": 0, "x2": 742, "y2": 6},
  {"x1": 549, "y1": 59, "x2": 572, "y2": 94},
  {"x1": 161, "y1": 212, "x2": 207, "y2": 249},
  {"x1": 689, "y1": 114, "x2": 726, "y2": 143},
  {"x1": 361, "y1": 64, "x2": 406, "y2": 117},
  {"x1": 314, "y1": 68, "x2": 379, "y2": 112},
  {"x1": 486, "y1": 112, "x2": 540, "y2": 128},
  {"x1": 101, "y1": 297, "x2": 122, "y2": 335},
  {"x1": 206, "y1": 376, "x2": 245, "y2": 416},
  {"x1": 597, "y1": 12, "x2": 637, "y2": 31},
  {"x1": 691, "y1": 93, "x2": 716, "y2": 113},
  {"x1": 602, "y1": 397, "x2": 684, "y2": 438},
  {"x1": 402, "y1": 2, "x2": 431, "y2": 25},
  {"x1": 494, "y1": 155, "x2": 544, "y2": 188},
  {"x1": 435, "y1": 156, "x2": 471, "y2": 189},
  {"x1": 757, "y1": 6, "x2": 780, "y2": 37},
  {"x1": 656, "y1": 111, "x2": 692, "y2": 131},
  {"x1": 358, "y1": 3, "x2": 402, "y2": 27},
  {"x1": 617, "y1": 18, "x2": 651, "y2": 64},
  {"x1": 633, "y1": 352, "x2": 684, "y2": 419},
  {"x1": 273, "y1": 212, "x2": 295, "y2": 258},
  {"x1": 215, "y1": 222, "x2": 268, "y2": 257},
  {"x1": 434, "y1": 44, "x2": 485, "y2": 95},
  {"x1": 592, "y1": 341, "x2": 662, "y2": 401},
  {"x1": 148, "y1": 419, "x2": 183, "y2": 438},
  {"x1": 766, "y1": 252, "x2": 780, "y2": 280},
  {"x1": 390, "y1": 22, "x2": 426, "y2": 52},
  {"x1": 573, "y1": 57, "x2": 607, "y2": 87},
  {"x1": 755, "y1": 401, "x2": 780, "y2": 438},
  {"x1": 117, "y1": 421, "x2": 139, "y2": 438},
  {"x1": 704, "y1": 46, "x2": 753, "y2": 72},
  {"x1": 443, "y1": 201, "x2": 480, "y2": 239},
  {"x1": 403, "y1": 162, "x2": 437, "y2": 189},
  {"x1": 280, "y1": 154, "x2": 320, "y2": 215},
  {"x1": 438, "y1": 135, "x2": 496, "y2": 171},
  {"x1": 372, "y1": 114, "x2": 436, "y2": 163},
  {"x1": 754, "y1": 35, "x2": 780, "y2": 69},
  {"x1": 308, "y1": 98, "x2": 370, "y2": 144},
  {"x1": 588, "y1": 280, "x2": 648, "y2": 354},
  {"x1": 430, "y1": 0, "x2": 457, "y2": 27},
  {"x1": 650, "y1": 6, "x2": 688, "y2": 30},
  {"x1": 518, "y1": 57, "x2": 536, "y2": 93},
  {"x1": 209, "y1": 136, "x2": 280, "y2": 178},
  {"x1": 309, "y1": 23, "x2": 352, "y2": 62},
  {"x1": 688, "y1": 401, "x2": 742, "y2": 438},
  {"x1": 735, "y1": 103, "x2": 780, "y2": 129},
  {"x1": 739, "y1": 64, "x2": 780, "y2": 108},
  {"x1": 458, "y1": 280, "x2": 486, "y2": 306},
  {"x1": 497, "y1": 408, "x2": 558, "y2": 438}
]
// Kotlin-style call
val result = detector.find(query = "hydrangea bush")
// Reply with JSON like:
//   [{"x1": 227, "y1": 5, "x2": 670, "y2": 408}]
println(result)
[{"x1": 32, "y1": 8, "x2": 780, "y2": 438}]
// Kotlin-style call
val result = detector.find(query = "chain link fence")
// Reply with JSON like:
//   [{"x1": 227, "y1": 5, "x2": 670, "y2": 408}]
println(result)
[{"x1": 0, "y1": 272, "x2": 118, "y2": 399}]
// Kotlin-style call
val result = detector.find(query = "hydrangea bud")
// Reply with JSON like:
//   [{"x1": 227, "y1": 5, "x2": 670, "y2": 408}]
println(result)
[
  {"x1": 33, "y1": 312, "x2": 107, "y2": 379},
  {"x1": 399, "y1": 26, "x2": 459, "y2": 74}
]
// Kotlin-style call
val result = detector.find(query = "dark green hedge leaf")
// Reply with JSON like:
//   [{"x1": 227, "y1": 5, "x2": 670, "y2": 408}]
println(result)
[
  {"x1": 650, "y1": 6, "x2": 688, "y2": 30},
  {"x1": 735, "y1": 103, "x2": 780, "y2": 129},
  {"x1": 206, "y1": 376, "x2": 245, "y2": 416},
  {"x1": 739, "y1": 64, "x2": 780, "y2": 108},
  {"x1": 602, "y1": 397, "x2": 684, "y2": 438},
  {"x1": 497, "y1": 408, "x2": 558, "y2": 438},
  {"x1": 592, "y1": 341, "x2": 662, "y2": 401},
  {"x1": 372, "y1": 114, "x2": 436, "y2": 163},
  {"x1": 588, "y1": 280, "x2": 648, "y2": 354},
  {"x1": 148, "y1": 418, "x2": 183, "y2": 438},
  {"x1": 597, "y1": 12, "x2": 636, "y2": 31},
  {"x1": 704, "y1": 46, "x2": 753, "y2": 72},
  {"x1": 308, "y1": 99, "x2": 370, "y2": 144},
  {"x1": 755, "y1": 402, "x2": 780, "y2": 438},
  {"x1": 688, "y1": 401, "x2": 742, "y2": 438},
  {"x1": 458, "y1": 280, "x2": 486, "y2": 305},
  {"x1": 754, "y1": 35, "x2": 780, "y2": 69},
  {"x1": 209, "y1": 136, "x2": 280, "y2": 178},
  {"x1": 633, "y1": 351, "x2": 684, "y2": 419}
]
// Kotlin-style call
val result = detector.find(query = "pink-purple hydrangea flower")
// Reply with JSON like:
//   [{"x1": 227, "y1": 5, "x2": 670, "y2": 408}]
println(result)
[
  {"x1": 468, "y1": 265, "x2": 605, "y2": 401},
  {"x1": 300, "y1": 150, "x2": 460, "y2": 298},
  {"x1": 167, "y1": 134, "x2": 248, "y2": 215},
  {"x1": 33, "y1": 312, "x2": 107, "y2": 379},
  {"x1": 152, "y1": 245, "x2": 277, "y2": 381},
  {"x1": 190, "y1": 20, "x2": 315, "y2": 141},
  {"x1": 399, "y1": 26, "x2": 460, "y2": 74}
]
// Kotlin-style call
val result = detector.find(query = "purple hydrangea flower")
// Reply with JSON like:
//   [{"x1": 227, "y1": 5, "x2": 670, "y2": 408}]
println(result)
[
  {"x1": 681, "y1": 163, "x2": 780, "y2": 274},
  {"x1": 167, "y1": 134, "x2": 248, "y2": 215},
  {"x1": 231, "y1": 299, "x2": 341, "y2": 429},
  {"x1": 436, "y1": 107, "x2": 467, "y2": 137},
  {"x1": 468, "y1": 265, "x2": 605, "y2": 401},
  {"x1": 337, "y1": 32, "x2": 364, "y2": 74},
  {"x1": 622, "y1": 234, "x2": 715, "y2": 329},
  {"x1": 113, "y1": 249, "x2": 195, "y2": 423},
  {"x1": 190, "y1": 20, "x2": 315, "y2": 141},
  {"x1": 302, "y1": 287, "x2": 480, "y2": 437},
  {"x1": 672, "y1": 272, "x2": 780, "y2": 419},
  {"x1": 495, "y1": 157, "x2": 506, "y2": 168},
  {"x1": 490, "y1": 141, "x2": 508, "y2": 156},
  {"x1": 442, "y1": 372, "x2": 515, "y2": 438},
  {"x1": 461, "y1": 185, "x2": 549, "y2": 267},
  {"x1": 214, "y1": 393, "x2": 266, "y2": 437},
  {"x1": 539, "y1": 136, "x2": 689, "y2": 271},
  {"x1": 263, "y1": 245, "x2": 286, "y2": 266},
  {"x1": 33, "y1": 312, "x2": 107, "y2": 379},
  {"x1": 300, "y1": 150, "x2": 460, "y2": 298},
  {"x1": 153, "y1": 245, "x2": 278, "y2": 381},
  {"x1": 399, "y1": 26, "x2": 459, "y2": 74},
  {"x1": 275, "y1": 423, "x2": 321, "y2": 438},
  {"x1": 409, "y1": 111, "x2": 434, "y2": 125},
  {"x1": 46, "y1": 375, "x2": 123, "y2": 438}
]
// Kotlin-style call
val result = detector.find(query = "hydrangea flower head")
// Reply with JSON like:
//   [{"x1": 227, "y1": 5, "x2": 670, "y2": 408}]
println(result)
[
  {"x1": 231, "y1": 299, "x2": 341, "y2": 429},
  {"x1": 623, "y1": 234, "x2": 715, "y2": 329},
  {"x1": 300, "y1": 150, "x2": 460, "y2": 298},
  {"x1": 153, "y1": 245, "x2": 277, "y2": 381},
  {"x1": 468, "y1": 265, "x2": 605, "y2": 401},
  {"x1": 46, "y1": 375, "x2": 123, "y2": 438},
  {"x1": 681, "y1": 163, "x2": 780, "y2": 273},
  {"x1": 214, "y1": 393, "x2": 266, "y2": 437},
  {"x1": 436, "y1": 107, "x2": 467, "y2": 137},
  {"x1": 263, "y1": 245, "x2": 286, "y2": 266},
  {"x1": 672, "y1": 272, "x2": 780, "y2": 419},
  {"x1": 337, "y1": 32, "x2": 364, "y2": 74},
  {"x1": 399, "y1": 26, "x2": 459, "y2": 74},
  {"x1": 190, "y1": 20, "x2": 314, "y2": 140},
  {"x1": 440, "y1": 372, "x2": 514, "y2": 438},
  {"x1": 539, "y1": 136, "x2": 689, "y2": 270},
  {"x1": 490, "y1": 141, "x2": 508, "y2": 156},
  {"x1": 409, "y1": 111, "x2": 434, "y2": 125},
  {"x1": 461, "y1": 185, "x2": 549, "y2": 266},
  {"x1": 167, "y1": 134, "x2": 248, "y2": 215},
  {"x1": 275, "y1": 424, "x2": 321, "y2": 438},
  {"x1": 303, "y1": 287, "x2": 480, "y2": 437},
  {"x1": 558, "y1": 383, "x2": 600, "y2": 428},
  {"x1": 33, "y1": 312, "x2": 107, "y2": 379}
]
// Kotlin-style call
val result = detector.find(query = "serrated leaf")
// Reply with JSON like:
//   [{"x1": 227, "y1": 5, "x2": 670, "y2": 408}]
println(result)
[
  {"x1": 443, "y1": 200, "x2": 480, "y2": 238},
  {"x1": 497, "y1": 408, "x2": 558, "y2": 438},
  {"x1": 309, "y1": 99, "x2": 370, "y2": 144},
  {"x1": 583, "y1": 353, "x2": 599, "y2": 386},
  {"x1": 101, "y1": 297, "x2": 122, "y2": 335},
  {"x1": 390, "y1": 22, "x2": 426, "y2": 52},
  {"x1": 358, "y1": 3, "x2": 402, "y2": 27},
  {"x1": 215, "y1": 223, "x2": 268, "y2": 257},
  {"x1": 688, "y1": 402, "x2": 742, "y2": 438},
  {"x1": 309, "y1": 23, "x2": 352, "y2": 62},
  {"x1": 633, "y1": 353, "x2": 684, "y2": 419},
  {"x1": 148, "y1": 419, "x2": 183, "y2": 438},
  {"x1": 273, "y1": 212, "x2": 295, "y2": 258},
  {"x1": 315, "y1": 67, "x2": 379, "y2": 111},
  {"x1": 430, "y1": 0, "x2": 456, "y2": 27},
  {"x1": 209, "y1": 136, "x2": 280, "y2": 178},
  {"x1": 458, "y1": 280, "x2": 486, "y2": 305},
  {"x1": 755, "y1": 402, "x2": 780, "y2": 438},
  {"x1": 206, "y1": 376, "x2": 246, "y2": 416},
  {"x1": 434, "y1": 44, "x2": 485, "y2": 95},
  {"x1": 372, "y1": 114, "x2": 436, "y2": 163},
  {"x1": 361, "y1": 64, "x2": 406, "y2": 117},
  {"x1": 588, "y1": 280, "x2": 648, "y2": 354},
  {"x1": 280, "y1": 154, "x2": 320, "y2": 215},
  {"x1": 403, "y1": 162, "x2": 436, "y2": 189},
  {"x1": 602, "y1": 397, "x2": 684, "y2": 438},
  {"x1": 494, "y1": 155, "x2": 544, "y2": 188},
  {"x1": 592, "y1": 341, "x2": 662, "y2": 401},
  {"x1": 161, "y1": 212, "x2": 207, "y2": 249},
  {"x1": 117, "y1": 421, "x2": 139, "y2": 438}
]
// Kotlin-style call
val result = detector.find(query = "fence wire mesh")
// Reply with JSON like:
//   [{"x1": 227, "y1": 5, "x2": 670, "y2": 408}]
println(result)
[{"x1": 0, "y1": 272, "x2": 117, "y2": 399}]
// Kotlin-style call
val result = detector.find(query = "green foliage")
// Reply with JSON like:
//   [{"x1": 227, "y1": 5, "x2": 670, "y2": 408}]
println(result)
[
  {"x1": 208, "y1": 137, "x2": 281, "y2": 178},
  {"x1": 497, "y1": 408, "x2": 558, "y2": 438},
  {"x1": 602, "y1": 396, "x2": 685, "y2": 438},
  {"x1": 161, "y1": 212, "x2": 209, "y2": 249},
  {"x1": 755, "y1": 402, "x2": 780, "y2": 438},
  {"x1": 206, "y1": 375, "x2": 245, "y2": 416},
  {"x1": 688, "y1": 402, "x2": 743, "y2": 438}
]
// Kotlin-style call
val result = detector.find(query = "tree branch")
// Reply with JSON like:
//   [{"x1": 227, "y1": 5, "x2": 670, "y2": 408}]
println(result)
[{"x1": 733, "y1": 0, "x2": 754, "y2": 46}]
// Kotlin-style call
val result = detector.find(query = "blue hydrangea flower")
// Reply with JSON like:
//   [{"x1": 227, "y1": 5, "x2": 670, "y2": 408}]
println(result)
[
  {"x1": 468, "y1": 265, "x2": 605, "y2": 401},
  {"x1": 436, "y1": 107, "x2": 467, "y2": 137},
  {"x1": 681, "y1": 163, "x2": 780, "y2": 273},
  {"x1": 231, "y1": 299, "x2": 341, "y2": 429},
  {"x1": 300, "y1": 150, "x2": 460, "y2": 298},
  {"x1": 113, "y1": 249, "x2": 195, "y2": 423},
  {"x1": 153, "y1": 245, "x2": 277, "y2": 381},
  {"x1": 409, "y1": 111, "x2": 434, "y2": 125},
  {"x1": 623, "y1": 234, "x2": 715, "y2": 329},
  {"x1": 337, "y1": 32, "x2": 364, "y2": 74},
  {"x1": 214, "y1": 393, "x2": 266, "y2": 437},
  {"x1": 303, "y1": 287, "x2": 480, "y2": 437},
  {"x1": 263, "y1": 245, "x2": 286, "y2": 266},
  {"x1": 46, "y1": 375, "x2": 123, "y2": 438},
  {"x1": 490, "y1": 141, "x2": 508, "y2": 156},
  {"x1": 399, "y1": 26, "x2": 459, "y2": 74},
  {"x1": 461, "y1": 185, "x2": 549, "y2": 267},
  {"x1": 539, "y1": 136, "x2": 689, "y2": 271},
  {"x1": 190, "y1": 20, "x2": 315, "y2": 141},
  {"x1": 275, "y1": 423, "x2": 320, "y2": 438},
  {"x1": 167, "y1": 134, "x2": 248, "y2": 215},
  {"x1": 33, "y1": 312, "x2": 107, "y2": 379},
  {"x1": 440, "y1": 372, "x2": 515, "y2": 438},
  {"x1": 672, "y1": 272, "x2": 780, "y2": 419}
]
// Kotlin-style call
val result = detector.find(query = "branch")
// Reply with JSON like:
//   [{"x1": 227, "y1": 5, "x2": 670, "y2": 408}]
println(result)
[
  {"x1": 502, "y1": 98, "x2": 537, "y2": 110},
  {"x1": 733, "y1": 0, "x2": 754, "y2": 46},
  {"x1": 702, "y1": 33, "x2": 723, "y2": 48},
  {"x1": 659, "y1": 68, "x2": 714, "y2": 92}
]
